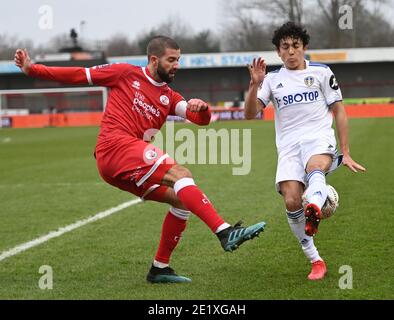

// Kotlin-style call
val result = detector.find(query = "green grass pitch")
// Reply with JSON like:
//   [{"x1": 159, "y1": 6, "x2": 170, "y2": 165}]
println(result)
[{"x1": 0, "y1": 118, "x2": 393, "y2": 299}]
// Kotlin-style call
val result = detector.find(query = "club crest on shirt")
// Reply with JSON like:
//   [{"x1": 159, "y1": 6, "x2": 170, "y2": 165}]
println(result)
[
  {"x1": 304, "y1": 76, "x2": 314, "y2": 87},
  {"x1": 160, "y1": 95, "x2": 170, "y2": 105},
  {"x1": 145, "y1": 149, "x2": 157, "y2": 160}
]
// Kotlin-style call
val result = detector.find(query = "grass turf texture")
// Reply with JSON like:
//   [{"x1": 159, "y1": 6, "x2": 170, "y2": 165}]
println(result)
[{"x1": 0, "y1": 118, "x2": 393, "y2": 299}]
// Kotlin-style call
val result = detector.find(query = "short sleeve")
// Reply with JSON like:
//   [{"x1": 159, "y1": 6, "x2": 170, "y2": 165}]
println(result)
[
  {"x1": 257, "y1": 74, "x2": 272, "y2": 107},
  {"x1": 170, "y1": 91, "x2": 186, "y2": 117},
  {"x1": 321, "y1": 67, "x2": 343, "y2": 106},
  {"x1": 87, "y1": 63, "x2": 133, "y2": 87}
]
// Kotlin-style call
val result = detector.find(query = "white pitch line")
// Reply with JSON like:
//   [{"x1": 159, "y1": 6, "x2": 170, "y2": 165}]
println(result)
[{"x1": 0, "y1": 198, "x2": 142, "y2": 262}]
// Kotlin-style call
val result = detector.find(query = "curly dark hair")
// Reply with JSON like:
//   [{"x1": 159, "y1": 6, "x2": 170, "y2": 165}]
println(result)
[{"x1": 272, "y1": 21, "x2": 310, "y2": 49}]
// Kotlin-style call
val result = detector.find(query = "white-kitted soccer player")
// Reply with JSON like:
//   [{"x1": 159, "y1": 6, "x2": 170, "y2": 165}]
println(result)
[{"x1": 244, "y1": 22, "x2": 366, "y2": 280}]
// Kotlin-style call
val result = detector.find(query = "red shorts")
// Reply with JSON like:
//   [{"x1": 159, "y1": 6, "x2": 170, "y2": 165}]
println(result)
[{"x1": 95, "y1": 135, "x2": 176, "y2": 199}]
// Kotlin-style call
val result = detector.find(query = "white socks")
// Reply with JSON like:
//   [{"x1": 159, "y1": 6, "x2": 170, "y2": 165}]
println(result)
[
  {"x1": 215, "y1": 223, "x2": 231, "y2": 233},
  {"x1": 287, "y1": 209, "x2": 322, "y2": 263},
  {"x1": 304, "y1": 170, "x2": 327, "y2": 209},
  {"x1": 153, "y1": 260, "x2": 169, "y2": 268}
]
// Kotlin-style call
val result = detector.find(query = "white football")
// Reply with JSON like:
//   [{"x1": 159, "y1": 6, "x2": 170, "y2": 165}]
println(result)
[{"x1": 302, "y1": 184, "x2": 339, "y2": 219}]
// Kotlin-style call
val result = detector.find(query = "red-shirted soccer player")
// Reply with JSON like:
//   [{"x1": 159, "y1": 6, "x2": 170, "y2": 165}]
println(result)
[{"x1": 15, "y1": 36, "x2": 266, "y2": 283}]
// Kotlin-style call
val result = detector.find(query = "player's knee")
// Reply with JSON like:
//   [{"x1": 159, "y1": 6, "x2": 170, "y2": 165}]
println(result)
[
  {"x1": 171, "y1": 165, "x2": 193, "y2": 180},
  {"x1": 171, "y1": 198, "x2": 186, "y2": 210},
  {"x1": 307, "y1": 157, "x2": 332, "y2": 173},
  {"x1": 284, "y1": 196, "x2": 303, "y2": 212},
  {"x1": 162, "y1": 165, "x2": 193, "y2": 187},
  {"x1": 307, "y1": 164, "x2": 328, "y2": 173},
  {"x1": 166, "y1": 189, "x2": 187, "y2": 209}
]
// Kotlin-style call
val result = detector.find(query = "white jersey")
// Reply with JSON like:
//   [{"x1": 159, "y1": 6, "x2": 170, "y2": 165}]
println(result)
[{"x1": 257, "y1": 60, "x2": 342, "y2": 151}]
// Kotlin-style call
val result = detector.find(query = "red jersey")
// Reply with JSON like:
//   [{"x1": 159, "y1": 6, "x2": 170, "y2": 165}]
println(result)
[
  {"x1": 89, "y1": 63, "x2": 184, "y2": 140},
  {"x1": 28, "y1": 63, "x2": 211, "y2": 142},
  {"x1": 28, "y1": 62, "x2": 211, "y2": 197}
]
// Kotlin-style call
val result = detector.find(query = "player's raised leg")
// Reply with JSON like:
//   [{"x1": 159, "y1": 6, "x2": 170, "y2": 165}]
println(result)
[
  {"x1": 280, "y1": 180, "x2": 326, "y2": 280},
  {"x1": 304, "y1": 154, "x2": 332, "y2": 236},
  {"x1": 161, "y1": 164, "x2": 266, "y2": 252}
]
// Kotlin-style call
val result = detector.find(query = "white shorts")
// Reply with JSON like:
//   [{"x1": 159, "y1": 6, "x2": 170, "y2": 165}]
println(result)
[{"x1": 275, "y1": 135, "x2": 340, "y2": 193}]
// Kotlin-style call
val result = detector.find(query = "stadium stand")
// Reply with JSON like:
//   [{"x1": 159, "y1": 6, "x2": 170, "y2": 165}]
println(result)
[{"x1": 1, "y1": 47, "x2": 393, "y2": 128}]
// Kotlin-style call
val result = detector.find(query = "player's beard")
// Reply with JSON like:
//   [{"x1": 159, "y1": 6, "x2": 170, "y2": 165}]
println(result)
[{"x1": 157, "y1": 62, "x2": 176, "y2": 83}]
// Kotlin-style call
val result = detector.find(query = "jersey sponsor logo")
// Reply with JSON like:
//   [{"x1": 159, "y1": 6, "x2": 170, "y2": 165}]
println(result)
[
  {"x1": 280, "y1": 91, "x2": 319, "y2": 106},
  {"x1": 133, "y1": 92, "x2": 160, "y2": 119},
  {"x1": 132, "y1": 80, "x2": 140, "y2": 90},
  {"x1": 276, "y1": 83, "x2": 284, "y2": 89},
  {"x1": 304, "y1": 76, "x2": 314, "y2": 87},
  {"x1": 160, "y1": 95, "x2": 170, "y2": 106},
  {"x1": 329, "y1": 74, "x2": 339, "y2": 90}
]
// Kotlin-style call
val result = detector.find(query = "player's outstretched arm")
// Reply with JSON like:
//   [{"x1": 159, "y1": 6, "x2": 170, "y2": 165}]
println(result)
[
  {"x1": 244, "y1": 57, "x2": 266, "y2": 119},
  {"x1": 185, "y1": 99, "x2": 211, "y2": 125},
  {"x1": 14, "y1": 48, "x2": 99, "y2": 85},
  {"x1": 332, "y1": 101, "x2": 366, "y2": 173}
]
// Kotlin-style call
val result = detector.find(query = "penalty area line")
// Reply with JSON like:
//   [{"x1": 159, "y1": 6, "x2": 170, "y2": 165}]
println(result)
[{"x1": 0, "y1": 198, "x2": 142, "y2": 262}]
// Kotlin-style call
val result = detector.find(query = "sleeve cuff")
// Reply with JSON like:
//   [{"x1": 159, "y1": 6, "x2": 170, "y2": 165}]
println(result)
[
  {"x1": 175, "y1": 100, "x2": 188, "y2": 118},
  {"x1": 257, "y1": 98, "x2": 268, "y2": 108}
]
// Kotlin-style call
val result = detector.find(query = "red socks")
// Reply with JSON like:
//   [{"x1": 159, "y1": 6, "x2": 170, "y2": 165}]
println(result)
[
  {"x1": 154, "y1": 209, "x2": 188, "y2": 264},
  {"x1": 154, "y1": 178, "x2": 228, "y2": 265},
  {"x1": 174, "y1": 178, "x2": 225, "y2": 233}
]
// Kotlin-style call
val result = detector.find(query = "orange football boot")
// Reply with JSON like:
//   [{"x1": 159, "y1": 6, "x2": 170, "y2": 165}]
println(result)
[
  {"x1": 305, "y1": 203, "x2": 323, "y2": 236},
  {"x1": 308, "y1": 260, "x2": 327, "y2": 280}
]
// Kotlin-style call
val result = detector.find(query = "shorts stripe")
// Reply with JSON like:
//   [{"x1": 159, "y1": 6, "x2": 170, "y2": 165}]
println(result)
[
  {"x1": 136, "y1": 154, "x2": 169, "y2": 187},
  {"x1": 140, "y1": 184, "x2": 161, "y2": 200}
]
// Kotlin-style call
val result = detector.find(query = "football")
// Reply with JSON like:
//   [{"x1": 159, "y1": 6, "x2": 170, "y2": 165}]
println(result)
[{"x1": 302, "y1": 184, "x2": 339, "y2": 219}]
